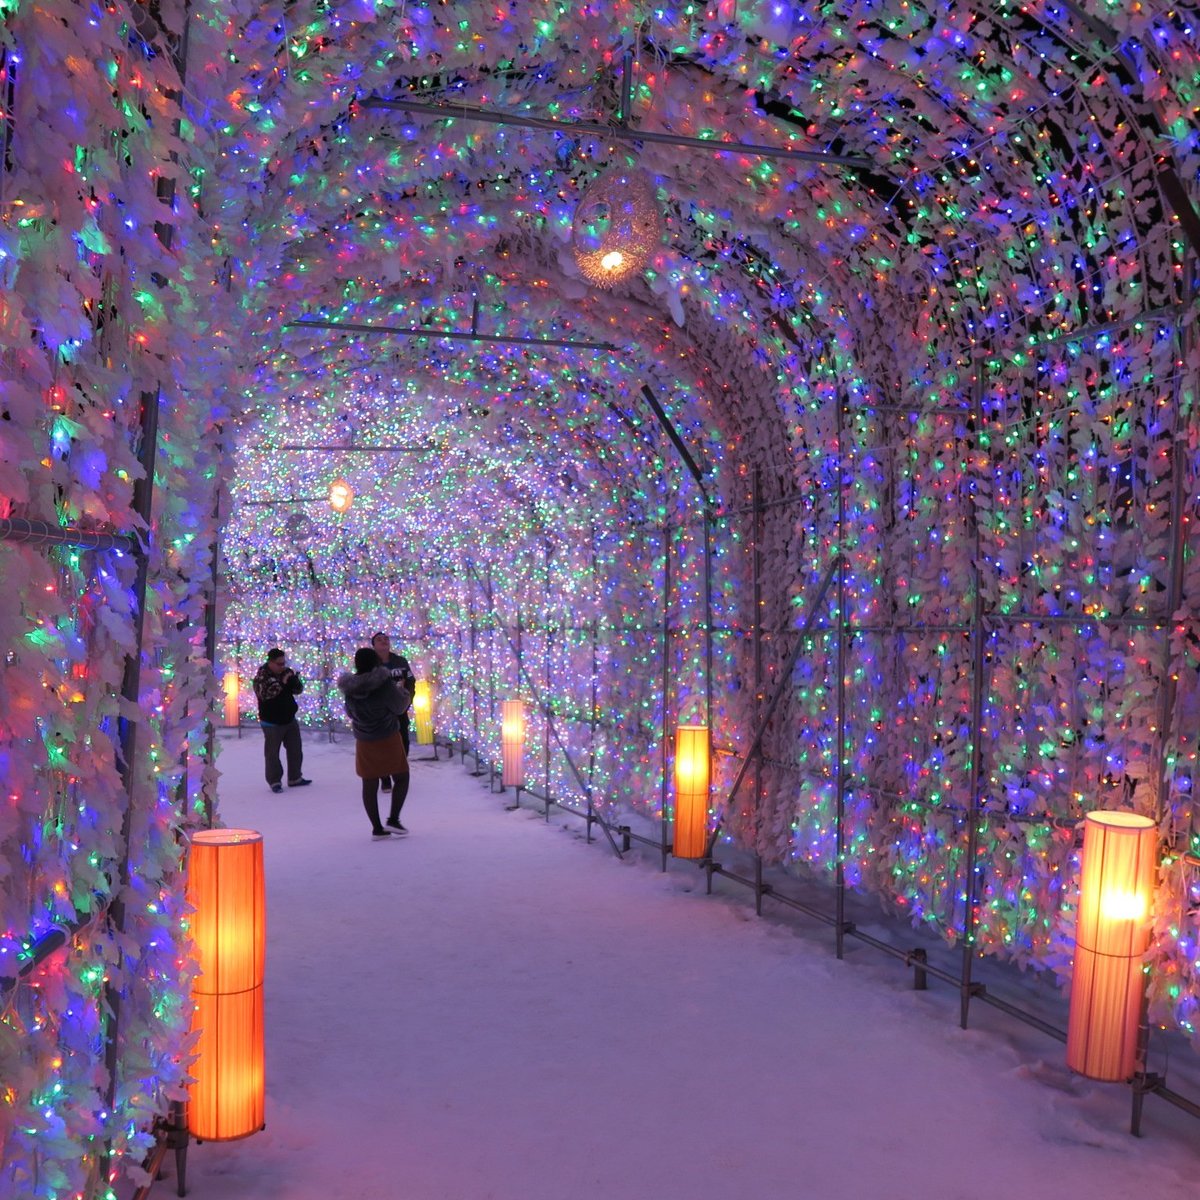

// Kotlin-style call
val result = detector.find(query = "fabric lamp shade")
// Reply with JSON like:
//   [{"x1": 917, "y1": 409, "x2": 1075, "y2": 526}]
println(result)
[
  {"x1": 412, "y1": 678, "x2": 433, "y2": 745},
  {"x1": 1066, "y1": 811, "x2": 1158, "y2": 1082},
  {"x1": 221, "y1": 670, "x2": 239, "y2": 727},
  {"x1": 186, "y1": 829, "x2": 266, "y2": 1141},
  {"x1": 501, "y1": 699, "x2": 525, "y2": 788},
  {"x1": 673, "y1": 725, "x2": 710, "y2": 859}
]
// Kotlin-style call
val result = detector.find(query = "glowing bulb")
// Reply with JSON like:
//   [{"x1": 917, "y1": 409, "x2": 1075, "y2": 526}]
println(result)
[
  {"x1": 601, "y1": 250, "x2": 626, "y2": 272},
  {"x1": 328, "y1": 478, "x2": 353, "y2": 512}
]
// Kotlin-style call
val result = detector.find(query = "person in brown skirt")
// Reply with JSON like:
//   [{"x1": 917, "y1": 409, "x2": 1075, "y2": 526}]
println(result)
[{"x1": 337, "y1": 647, "x2": 413, "y2": 839}]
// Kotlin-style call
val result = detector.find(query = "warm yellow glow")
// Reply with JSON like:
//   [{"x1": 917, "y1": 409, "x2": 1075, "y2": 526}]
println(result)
[
  {"x1": 413, "y1": 679, "x2": 433, "y2": 745},
  {"x1": 221, "y1": 671, "x2": 239, "y2": 727},
  {"x1": 186, "y1": 829, "x2": 265, "y2": 1141},
  {"x1": 501, "y1": 699, "x2": 525, "y2": 788},
  {"x1": 673, "y1": 725, "x2": 710, "y2": 859},
  {"x1": 1099, "y1": 890, "x2": 1148, "y2": 923},
  {"x1": 328, "y1": 478, "x2": 354, "y2": 512},
  {"x1": 601, "y1": 250, "x2": 626, "y2": 271},
  {"x1": 1066, "y1": 810, "x2": 1158, "y2": 1082}
]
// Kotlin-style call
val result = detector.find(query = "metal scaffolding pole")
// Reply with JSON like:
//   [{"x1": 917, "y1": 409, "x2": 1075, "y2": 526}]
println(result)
[
  {"x1": 660, "y1": 526, "x2": 672, "y2": 868},
  {"x1": 959, "y1": 342, "x2": 989, "y2": 1029},
  {"x1": 835, "y1": 398, "x2": 850, "y2": 960}
]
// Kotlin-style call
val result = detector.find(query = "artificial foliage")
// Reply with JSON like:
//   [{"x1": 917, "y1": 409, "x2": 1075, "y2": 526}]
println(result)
[{"x1": 1, "y1": 1, "x2": 1199, "y2": 1195}]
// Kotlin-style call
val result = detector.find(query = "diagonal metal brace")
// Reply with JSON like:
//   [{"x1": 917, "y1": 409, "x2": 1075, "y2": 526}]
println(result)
[{"x1": 703, "y1": 552, "x2": 843, "y2": 859}]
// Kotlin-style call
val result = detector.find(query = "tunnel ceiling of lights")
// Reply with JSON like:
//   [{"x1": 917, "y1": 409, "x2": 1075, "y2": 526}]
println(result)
[{"x1": 220, "y1": 1, "x2": 1197, "y2": 566}]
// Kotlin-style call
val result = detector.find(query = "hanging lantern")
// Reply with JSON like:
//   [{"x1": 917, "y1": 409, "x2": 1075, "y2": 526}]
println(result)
[
  {"x1": 673, "y1": 724, "x2": 710, "y2": 859},
  {"x1": 328, "y1": 478, "x2": 354, "y2": 513},
  {"x1": 501, "y1": 700, "x2": 525, "y2": 788},
  {"x1": 186, "y1": 829, "x2": 266, "y2": 1142},
  {"x1": 571, "y1": 165, "x2": 663, "y2": 288},
  {"x1": 412, "y1": 678, "x2": 434, "y2": 745},
  {"x1": 221, "y1": 670, "x2": 240, "y2": 728},
  {"x1": 1066, "y1": 811, "x2": 1158, "y2": 1082}
]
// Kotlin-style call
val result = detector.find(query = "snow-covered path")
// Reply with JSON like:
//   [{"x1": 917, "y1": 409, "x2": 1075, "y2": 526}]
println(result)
[{"x1": 176, "y1": 732, "x2": 1199, "y2": 1200}]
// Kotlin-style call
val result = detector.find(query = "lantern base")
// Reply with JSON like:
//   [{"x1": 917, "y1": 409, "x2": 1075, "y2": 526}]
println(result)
[{"x1": 130, "y1": 1100, "x2": 189, "y2": 1200}]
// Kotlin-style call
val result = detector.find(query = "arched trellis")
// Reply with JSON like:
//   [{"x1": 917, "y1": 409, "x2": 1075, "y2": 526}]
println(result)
[{"x1": 1, "y1": 3, "x2": 1200, "y2": 1196}]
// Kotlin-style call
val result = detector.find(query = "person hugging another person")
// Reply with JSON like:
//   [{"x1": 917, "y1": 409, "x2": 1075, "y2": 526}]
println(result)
[
  {"x1": 371, "y1": 630, "x2": 417, "y2": 789},
  {"x1": 337, "y1": 646, "x2": 413, "y2": 839}
]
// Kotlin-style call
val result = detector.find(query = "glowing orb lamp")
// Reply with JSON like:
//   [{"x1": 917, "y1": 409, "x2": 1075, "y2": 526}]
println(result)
[
  {"x1": 572, "y1": 166, "x2": 662, "y2": 288},
  {"x1": 328, "y1": 478, "x2": 353, "y2": 513}
]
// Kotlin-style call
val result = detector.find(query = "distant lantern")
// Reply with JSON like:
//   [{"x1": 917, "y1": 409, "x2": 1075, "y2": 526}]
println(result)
[
  {"x1": 571, "y1": 165, "x2": 663, "y2": 288},
  {"x1": 501, "y1": 700, "x2": 525, "y2": 788},
  {"x1": 328, "y1": 478, "x2": 354, "y2": 513},
  {"x1": 1066, "y1": 811, "x2": 1158, "y2": 1082},
  {"x1": 413, "y1": 679, "x2": 434, "y2": 745},
  {"x1": 673, "y1": 724, "x2": 710, "y2": 859},
  {"x1": 186, "y1": 829, "x2": 266, "y2": 1142},
  {"x1": 221, "y1": 670, "x2": 240, "y2": 728}
]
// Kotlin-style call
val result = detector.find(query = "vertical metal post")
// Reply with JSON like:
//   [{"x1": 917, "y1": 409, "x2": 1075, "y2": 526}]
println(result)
[
  {"x1": 660, "y1": 524, "x2": 672, "y2": 870},
  {"x1": 1133, "y1": 252, "x2": 1196, "y2": 1130},
  {"x1": 588, "y1": 527, "x2": 599, "y2": 845},
  {"x1": 835, "y1": 397, "x2": 850, "y2": 959},
  {"x1": 702, "y1": 508, "x2": 716, "y2": 894},
  {"x1": 752, "y1": 468, "x2": 765, "y2": 915},
  {"x1": 543, "y1": 543, "x2": 552, "y2": 818},
  {"x1": 101, "y1": 385, "x2": 161, "y2": 1177},
  {"x1": 959, "y1": 341, "x2": 989, "y2": 1027},
  {"x1": 703, "y1": 508, "x2": 714, "y2": 728},
  {"x1": 468, "y1": 564, "x2": 483, "y2": 775},
  {"x1": 201, "y1": 445, "x2": 222, "y2": 829}
]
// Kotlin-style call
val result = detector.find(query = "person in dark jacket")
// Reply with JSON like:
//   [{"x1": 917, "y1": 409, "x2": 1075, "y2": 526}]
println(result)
[
  {"x1": 371, "y1": 631, "x2": 417, "y2": 793},
  {"x1": 337, "y1": 647, "x2": 412, "y2": 839},
  {"x1": 252, "y1": 647, "x2": 311, "y2": 793}
]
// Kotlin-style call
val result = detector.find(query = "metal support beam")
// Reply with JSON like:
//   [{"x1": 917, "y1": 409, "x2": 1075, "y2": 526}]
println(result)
[
  {"x1": 284, "y1": 316, "x2": 616, "y2": 352},
  {"x1": 0, "y1": 516, "x2": 138, "y2": 554},
  {"x1": 640, "y1": 384, "x2": 709, "y2": 503},
  {"x1": 361, "y1": 95, "x2": 873, "y2": 169},
  {"x1": 280, "y1": 443, "x2": 438, "y2": 453}
]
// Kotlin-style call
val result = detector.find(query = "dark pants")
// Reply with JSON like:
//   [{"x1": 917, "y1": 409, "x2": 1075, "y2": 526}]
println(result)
[
  {"x1": 362, "y1": 773, "x2": 410, "y2": 831},
  {"x1": 261, "y1": 720, "x2": 303, "y2": 786},
  {"x1": 382, "y1": 716, "x2": 411, "y2": 789}
]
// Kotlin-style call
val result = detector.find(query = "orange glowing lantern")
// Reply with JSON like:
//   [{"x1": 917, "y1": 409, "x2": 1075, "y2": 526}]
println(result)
[
  {"x1": 221, "y1": 670, "x2": 240, "y2": 727},
  {"x1": 328, "y1": 478, "x2": 353, "y2": 513},
  {"x1": 186, "y1": 829, "x2": 265, "y2": 1141},
  {"x1": 673, "y1": 724, "x2": 710, "y2": 859},
  {"x1": 501, "y1": 700, "x2": 525, "y2": 788},
  {"x1": 413, "y1": 679, "x2": 433, "y2": 745},
  {"x1": 1066, "y1": 811, "x2": 1158, "y2": 1081}
]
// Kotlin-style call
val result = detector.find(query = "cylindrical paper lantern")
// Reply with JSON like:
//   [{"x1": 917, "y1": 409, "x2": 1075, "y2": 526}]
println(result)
[
  {"x1": 221, "y1": 670, "x2": 239, "y2": 728},
  {"x1": 1066, "y1": 811, "x2": 1158, "y2": 1081},
  {"x1": 328, "y1": 477, "x2": 353, "y2": 512},
  {"x1": 186, "y1": 829, "x2": 265, "y2": 1141},
  {"x1": 412, "y1": 678, "x2": 433, "y2": 745},
  {"x1": 673, "y1": 724, "x2": 710, "y2": 859},
  {"x1": 501, "y1": 700, "x2": 525, "y2": 788}
]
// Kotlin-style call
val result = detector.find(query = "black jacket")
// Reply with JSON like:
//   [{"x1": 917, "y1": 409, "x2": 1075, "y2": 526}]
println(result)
[
  {"x1": 253, "y1": 663, "x2": 304, "y2": 724},
  {"x1": 337, "y1": 666, "x2": 412, "y2": 741}
]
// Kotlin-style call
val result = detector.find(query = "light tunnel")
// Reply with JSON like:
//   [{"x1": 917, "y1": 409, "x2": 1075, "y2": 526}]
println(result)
[{"x1": 0, "y1": 1, "x2": 1198, "y2": 1193}]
